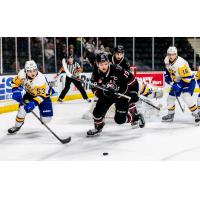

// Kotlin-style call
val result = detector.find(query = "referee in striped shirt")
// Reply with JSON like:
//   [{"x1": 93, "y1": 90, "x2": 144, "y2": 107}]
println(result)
[{"x1": 55, "y1": 55, "x2": 91, "y2": 103}]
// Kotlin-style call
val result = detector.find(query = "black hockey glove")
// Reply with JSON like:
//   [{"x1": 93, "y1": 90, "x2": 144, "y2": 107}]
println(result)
[
  {"x1": 103, "y1": 86, "x2": 116, "y2": 98},
  {"x1": 129, "y1": 91, "x2": 139, "y2": 103}
]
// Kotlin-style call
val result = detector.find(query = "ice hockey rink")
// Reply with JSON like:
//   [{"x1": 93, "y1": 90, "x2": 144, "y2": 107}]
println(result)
[{"x1": 1, "y1": 95, "x2": 200, "y2": 161}]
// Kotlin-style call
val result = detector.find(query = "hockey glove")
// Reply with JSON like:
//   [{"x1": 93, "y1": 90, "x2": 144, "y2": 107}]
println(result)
[
  {"x1": 129, "y1": 91, "x2": 139, "y2": 103},
  {"x1": 24, "y1": 101, "x2": 37, "y2": 113},
  {"x1": 164, "y1": 74, "x2": 172, "y2": 85},
  {"x1": 103, "y1": 87, "x2": 116, "y2": 98},
  {"x1": 172, "y1": 82, "x2": 182, "y2": 94},
  {"x1": 12, "y1": 88, "x2": 23, "y2": 103}
]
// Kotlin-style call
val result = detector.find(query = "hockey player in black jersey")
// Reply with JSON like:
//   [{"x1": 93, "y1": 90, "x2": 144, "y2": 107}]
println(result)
[
  {"x1": 87, "y1": 53, "x2": 145, "y2": 137},
  {"x1": 108, "y1": 45, "x2": 130, "y2": 70}
]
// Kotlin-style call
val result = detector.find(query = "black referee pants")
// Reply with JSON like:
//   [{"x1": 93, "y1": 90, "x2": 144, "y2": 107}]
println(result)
[{"x1": 59, "y1": 76, "x2": 89, "y2": 100}]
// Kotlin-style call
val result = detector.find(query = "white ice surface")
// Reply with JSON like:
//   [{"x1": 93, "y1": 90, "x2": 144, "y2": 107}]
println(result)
[{"x1": 1, "y1": 96, "x2": 200, "y2": 161}]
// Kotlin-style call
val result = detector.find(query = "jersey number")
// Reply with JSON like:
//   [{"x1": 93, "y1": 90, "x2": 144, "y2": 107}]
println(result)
[
  {"x1": 37, "y1": 88, "x2": 45, "y2": 95},
  {"x1": 124, "y1": 71, "x2": 130, "y2": 78}
]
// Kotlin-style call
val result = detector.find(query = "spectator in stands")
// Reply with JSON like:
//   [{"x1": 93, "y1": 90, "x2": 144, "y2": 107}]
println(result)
[
  {"x1": 44, "y1": 38, "x2": 55, "y2": 72},
  {"x1": 31, "y1": 37, "x2": 43, "y2": 72},
  {"x1": 44, "y1": 38, "x2": 54, "y2": 60},
  {"x1": 75, "y1": 37, "x2": 82, "y2": 55},
  {"x1": 61, "y1": 44, "x2": 67, "y2": 58},
  {"x1": 11, "y1": 61, "x2": 21, "y2": 73},
  {"x1": 104, "y1": 46, "x2": 112, "y2": 56},
  {"x1": 94, "y1": 39, "x2": 105, "y2": 54},
  {"x1": 84, "y1": 37, "x2": 95, "y2": 53},
  {"x1": 68, "y1": 44, "x2": 79, "y2": 63},
  {"x1": 80, "y1": 51, "x2": 93, "y2": 72}
]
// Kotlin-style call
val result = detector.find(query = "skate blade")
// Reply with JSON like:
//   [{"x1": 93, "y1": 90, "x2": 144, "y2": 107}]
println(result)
[
  {"x1": 131, "y1": 124, "x2": 139, "y2": 129},
  {"x1": 7, "y1": 132, "x2": 17, "y2": 136},
  {"x1": 86, "y1": 133, "x2": 101, "y2": 137},
  {"x1": 161, "y1": 119, "x2": 174, "y2": 122}
]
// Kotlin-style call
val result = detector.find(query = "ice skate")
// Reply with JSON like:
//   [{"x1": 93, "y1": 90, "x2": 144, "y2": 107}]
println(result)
[
  {"x1": 192, "y1": 112, "x2": 200, "y2": 125},
  {"x1": 7, "y1": 122, "x2": 24, "y2": 135},
  {"x1": 162, "y1": 113, "x2": 175, "y2": 122},
  {"x1": 87, "y1": 122, "x2": 105, "y2": 137}
]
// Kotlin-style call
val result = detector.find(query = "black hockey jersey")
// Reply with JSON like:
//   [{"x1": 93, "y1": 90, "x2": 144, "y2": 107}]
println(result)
[
  {"x1": 108, "y1": 55, "x2": 130, "y2": 70},
  {"x1": 91, "y1": 64, "x2": 138, "y2": 99}
]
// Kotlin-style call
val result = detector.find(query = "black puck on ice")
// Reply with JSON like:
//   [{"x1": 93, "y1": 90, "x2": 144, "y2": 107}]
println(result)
[{"x1": 103, "y1": 152, "x2": 109, "y2": 156}]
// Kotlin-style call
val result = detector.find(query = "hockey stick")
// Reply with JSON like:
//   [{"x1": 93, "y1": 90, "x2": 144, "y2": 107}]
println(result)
[
  {"x1": 173, "y1": 90, "x2": 185, "y2": 113},
  {"x1": 138, "y1": 95, "x2": 161, "y2": 111},
  {"x1": 62, "y1": 60, "x2": 160, "y2": 110},
  {"x1": 71, "y1": 75, "x2": 162, "y2": 110},
  {"x1": 21, "y1": 102, "x2": 71, "y2": 144},
  {"x1": 70, "y1": 75, "x2": 131, "y2": 101},
  {"x1": 169, "y1": 81, "x2": 185, "y2": 113}
]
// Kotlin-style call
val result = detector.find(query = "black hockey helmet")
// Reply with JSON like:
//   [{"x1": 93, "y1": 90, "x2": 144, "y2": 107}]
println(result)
[
  {"x1": 114, "y1": 45, "x2": 124, "y2": 53},
  {"x1": 96, "y1": 53, "x2": 109, "y2": 63}
]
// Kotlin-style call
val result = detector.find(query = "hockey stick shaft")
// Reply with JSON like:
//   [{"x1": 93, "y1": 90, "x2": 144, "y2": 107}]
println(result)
[
  {"x1": 62, "y1": 63, "x2": 159, "y2": 109},
  {"x1": 70, "y1": 75, "x2": 131, "y2": 101},
  {"x1": 71, "y1": 75, "x2": 161, "y2": 109},
  {"x1": 61, "y1": 60, "x2": 131, "y2": 100},
  {"x1": 22, "y1": 102, "x2": 71, "y2": 144},
  {"x1": 173, "y1": 90, "x2": 184, "y2": 112},
  {"x1": 138, "y1": 96, "x2": 161, "y2": 111}
]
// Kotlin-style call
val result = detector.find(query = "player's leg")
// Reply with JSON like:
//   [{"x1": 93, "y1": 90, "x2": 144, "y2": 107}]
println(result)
[
  {"x1": 38, "y1": 97, "x2": 53, "y2": 124},
  {"x1": 162, "y1": 89, "x2": 178, "y2": 122},
  {"x1": 127, "y1": 102, "x2": 145, "y2": 128},
  {"x1": 7, "y1": 104, "x2": 27, "y2": 135},
  {"x1": 7, "y1": 94, "x2": 30, "y2": 135},
  {"x1": 114, "y1": 98, "x2": 129, "y2": 125},
  {"x1": 72, "y1": 79, "x2": 91, "y2": 102},
  {"x1": 197, "y1": 93, "x2": 200, "y2": 112},
  {"x1": 87, "y1": 98, "x2": 114, "y2": 136},
  {"x1": 182, "y1": 80, "x2": 200, "y2": 123},
  {"x1": 58, "y1": 76, "x2": 72, "y2": 102}
]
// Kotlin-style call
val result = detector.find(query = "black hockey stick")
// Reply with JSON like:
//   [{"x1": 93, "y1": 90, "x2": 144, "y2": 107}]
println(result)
[
  {"x1": 70, "y1": 75, "x2": 132, "y2": 101},
  {"x1": 22, "y1": 102, "x2": 71, "y2": 144},
  {"x1": 71, "y1": 75, "x2": 162, "y2": 110},
  {"x1": 138, "y1": 95, "x2": 161, "y2": 111},
  {"x1": 173, "y1": 90, "x2": 185, "y2": 113},
  {"x1": 62, "y1": 61, "x2": 160, "y2": 110}
]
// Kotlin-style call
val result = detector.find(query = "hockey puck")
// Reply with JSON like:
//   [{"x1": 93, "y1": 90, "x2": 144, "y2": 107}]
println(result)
[{"x1": 103, "y1": 152, "x2": 109, "y2": 156}]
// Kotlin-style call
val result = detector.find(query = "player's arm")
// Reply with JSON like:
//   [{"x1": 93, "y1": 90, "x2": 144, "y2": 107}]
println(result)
[
  {"x1": 11, "y1": 73, "x2": 24, "y2": 103},
  {"x1": 12, "y1": 75, "x2": 23, "y2": 89},
  {"x1": 172, "y1": 63, "x2": 193, "y2": 94},
  {"x1": 118, "y1": 66, "x2": 137, "y2": 89},
  {"x1": 178, "y1": 63, "x2": 193, "y2": 84},
  {"x1": 116, "y1": 66, "x2": 139, "y2": 102},
  {"x1": 124, "y1": 57, "x2": 131, "y2": 70},
  {"x1": 164, "y1": 68, "x2": 172, "y2": 85},
  {"x1": 24, "y1": 82, "x2": 48, "y2": 113},
  {"x1": 195, "y1": 70, "x2": 200, "y2": 87},
  {"x1": 90, "y1": 72, "x2": 104, "y2": 99}
]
